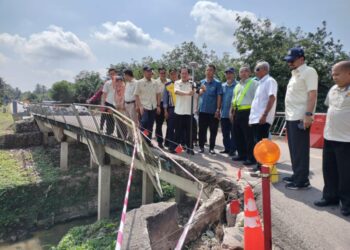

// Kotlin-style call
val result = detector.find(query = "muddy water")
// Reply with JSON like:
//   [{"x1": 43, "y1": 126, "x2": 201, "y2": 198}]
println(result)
[{"x1": 0, "y1": 217, "x2": 96, "y2": 250}]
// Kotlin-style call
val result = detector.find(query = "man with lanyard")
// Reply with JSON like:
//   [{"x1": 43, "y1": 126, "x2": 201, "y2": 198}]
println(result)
[
  {"x1": 198, "y1": 64, "x2": 223, "y2": 155},
  {"x1": 230, "y1": 65, "x2": 258, "y2": 165},
  {"x1": 249, "y1": 61, "x2": 278, "y2": 171},
  {"x1": 283, "y1": 47, "x2": 318, "y2": 190},
  {"x1": 134, "y1": 65, "x2": 161, "y2": 144},
  {"x1": 155, "y1": 67, "x2": 170, "y2": 148},
  {"x1": 220, "y1": 67, "x2": 237, "y2": 156},
  {"x1": 163, "y1": 68, "x2": 178, "y2": 152}
]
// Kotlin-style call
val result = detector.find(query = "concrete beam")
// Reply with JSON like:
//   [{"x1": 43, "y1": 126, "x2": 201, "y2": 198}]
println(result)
[
  {"x1": 42, "y1": 132, "x2": 49, "y2": 145},
  {"x1": 142, "y1": 172, "x2": 154, "y2": 205},
  {"x1": 60, "y1": 141, "x2": 69, "y2": 171},
  {"x1": 52, "y1": 126, "x2": 66, "y2": 142},
  {"x1": 98, "y1": 164, "x2": 111, "y2": 220}
]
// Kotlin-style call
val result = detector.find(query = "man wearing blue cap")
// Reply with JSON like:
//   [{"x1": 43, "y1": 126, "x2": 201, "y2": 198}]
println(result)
[
  {"x1": 220, "y1": 67, "x2": 237, "y2": 156},
  {"x1": 283, "y1": 47, "x2": 318, "y2": 190}
]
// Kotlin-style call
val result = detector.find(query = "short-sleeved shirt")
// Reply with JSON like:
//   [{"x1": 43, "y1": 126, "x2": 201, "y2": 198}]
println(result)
[
  {"x1": 102, "y1": 80, "x2": 115, "y2": 106},
  {"x1": 155, "y1": 77, "x2": 170, "y2": 101},
  {"x1": 124, "y1": 79, "x2": 137, "y2": 102},
  {"x1": 249, "y1": 75, "x2": 278, "y2": 125},
  {"x1": 324, "y1": 84, "x2": 350, "y2": 142},
  {"x1": 231, "y1": 78, "x2": 258, "y2": 109},
  {"x1": 285, "y1": 64, "x2": 318, "y2": 121},
  {"x1": 199, "y1": 78, "x2": 223, "y2": 114},
  {"x1": 114, "y1": 82, "x2": 125, "y2": 110},
  {"x1": 134, "y1": 77, "x2": 160, "y2": 110},
  {"x1": 174, "y1": 79, "x2": 192, "y2": 115},
  {"x1": 221, "y1": 80, "x2": 237, "y2": 118}
]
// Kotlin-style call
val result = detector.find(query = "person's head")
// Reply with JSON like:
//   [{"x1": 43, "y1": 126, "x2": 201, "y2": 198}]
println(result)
[
  {"x1": 123, "y1": 69, "x2": 134, "y2": 82},
  {"x1": 239, "y1": 65, "x2": 251, "y2": 81},
  {"x1": 284, "y1": 47, "x2": 305, "y2": 70},
  {"x1": 206, "y1": 64, "x2": 216, "y2": 80},
  {"x1": 143, "y1": 65, "x2": 153, "y2": 80},
  {"x1": 332, "y1": 61, "x2": 350, "y2": 88},
  {"x1": 108, "y1": 68, "x2": 118, "y2": 78},
  {"x1": 180, "y1": 67, "x2": 190, "y2": 82},
  {"x1": 158, "y1": 66, "x2": 167, "y2": 81},
  {"x1": 169, "y1": 68, "x2": 178, "y2": 82},
  {"x1": 224, "y1": 67, "x2": 235, "y2": 81},
  {"x1": 254, "y1": 61, "x2": 270, "y2": 79}
]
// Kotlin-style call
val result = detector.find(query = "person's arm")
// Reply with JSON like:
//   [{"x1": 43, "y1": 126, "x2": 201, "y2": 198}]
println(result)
[
  {"x1": 259, "y1": 95, "x2": 276, "y2": 124},
  {"x1": 156, "y1": 93, "x2": 161, "y2": 114},
  {"x1": 303, "y1": 90, "x2": 317, "y2": 128},
  {"x1": 215, "y1": 95, "x2": 222, "y2": 119}
]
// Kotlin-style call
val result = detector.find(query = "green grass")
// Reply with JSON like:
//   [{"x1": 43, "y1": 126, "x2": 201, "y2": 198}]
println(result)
[
  {"x1": 0, "y1": 150, "x2": 37, "y2": 189},
  {"x1": 0, "y1": 111, "x2": 14, "y2": 136}
]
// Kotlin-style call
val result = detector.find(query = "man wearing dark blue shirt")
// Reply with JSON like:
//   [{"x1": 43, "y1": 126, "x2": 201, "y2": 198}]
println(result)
[
  {"x1": 220, "y1": 67, "x2": 237, "y2": 156},
  {"x1": 198, "y1": 64, "x2": 223, "y2": 154}
]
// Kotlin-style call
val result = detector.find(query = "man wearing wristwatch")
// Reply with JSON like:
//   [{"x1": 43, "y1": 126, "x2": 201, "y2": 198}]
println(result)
[
  {"x1": 249, "y1": 61, "x2": 278, "y2": 171},
  {"x1": 198, "y1": 64, "x2": 223, "y2": 155},
  {"x1": 283, "y1": 47, "x2": 318, "y2": 190}
]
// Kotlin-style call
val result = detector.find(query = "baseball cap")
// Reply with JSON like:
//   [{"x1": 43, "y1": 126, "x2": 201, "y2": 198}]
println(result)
[
  {"x1": 224, "y1": 67, "x2": 235, "y2": 73},
  {"x1": 143, "y1": 65, "x2": 153, "y2": 71},
  {"x1": 284, "y1": 47, "x2": 305, "y2": 62}
]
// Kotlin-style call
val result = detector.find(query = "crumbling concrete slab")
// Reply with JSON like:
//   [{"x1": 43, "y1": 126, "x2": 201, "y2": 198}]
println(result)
[{"x1": 221, "y1": 226, "x2": 244, "y2": 250}]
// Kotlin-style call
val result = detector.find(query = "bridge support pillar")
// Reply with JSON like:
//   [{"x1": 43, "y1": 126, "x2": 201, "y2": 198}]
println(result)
[
  {"x1": 175, "y1": 188, "x2": 186, "y2": 203},
  {"x1": 142, "y1": 172, "x2": 154, "y2": 205},
  {"x1": 43, "y1": 132, "x2": 49, "y2": 145},
  {"x1": 90, "y1": 155, "x2": 98, "y2": 168},
  {"x1": 60, "y1": 141, "x2": 69, "y2": 171},
  {"x1": 98, "y1": 164, "x2": 111, "y2": 220}
]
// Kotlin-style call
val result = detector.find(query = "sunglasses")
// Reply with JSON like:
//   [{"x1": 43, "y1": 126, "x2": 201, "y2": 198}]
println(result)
[{"x1": 255, "y1": 68, "x2": 261, "y2": 72}]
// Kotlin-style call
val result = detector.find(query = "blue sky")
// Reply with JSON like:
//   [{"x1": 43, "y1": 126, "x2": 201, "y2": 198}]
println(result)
[{"x1": 0, "y1": 0, "x2": 349, "y2": 91}]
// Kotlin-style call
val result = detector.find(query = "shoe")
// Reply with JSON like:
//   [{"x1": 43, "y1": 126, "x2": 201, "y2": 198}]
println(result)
[
  {"x1": 209, "y1": 149, "x2": 216, "y2": 155},
  {"x1": 341, "y1": 208, "x2": 350, "y2": 216},
  {"x1": 219, "y1": 150, "x2": 230, "y2": 154},
  {"x1": 229, "y1": 151, "x2": 236, "y2": 157},
  {"x1": 199, "y1": 147, "x2": 205, "y2": 153},
  {"x1": 186, "y1": 149, "x2": 194, "y2": 155},
  {"x1": 243, "y1": 160, "x2": 256, "y2": 166},
  {"x1": 158, "y1": 144, "x2": 164, "y2": 149},
  {"x1": 232, "y1": 156, "x2": 246, "y2": 161},
  {"x1": 251, "y1": 164, "x2": 261, "y2": 172},
  {"x1": 285, "y1": 181, "x2": 311, "y2": 190},
  {"x1": 314, "y1": 198, "x2": 339, "y2": 207},
  {"x1": 168, "y1": 148, "x2": 176, "y2": 154},
  {"x1": 282, "y1": 176, "x2": 294, "y2": 184}
]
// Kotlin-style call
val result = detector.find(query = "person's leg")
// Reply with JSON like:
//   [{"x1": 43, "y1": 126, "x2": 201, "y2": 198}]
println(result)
[
  {"x1": 321, "y1": 139, "x2": 339, "y2": 202},
  {"x1": 286, "y1": 121, "x2": 297, "y2": 180},
  {"x1": 155, "y1": 105, "x2": 165, "y2": 147},
  {"x1": 166, "y1": 107, "x2": 175, "y2": 149},
  {"x1": 221, "y1": 118, "x2": 231, "y2": 152},
  {"x1": 209, "y1": 115, "x2": 219, "y2": 150},
  {"x1": 233, "y1": 111, "x2": 247, "y2": 159},
  {"x1": 105, "y1": 102, "x2": 115, "y2": 135},
  {"x1": 240, "y1": 110, "x2": 255, "y2": 162},
  {"x1": 184, "y1": 115, "x2": 193, "y2": 151},
  {"x1": 229, "y1": 119, "x2": 237, "y2": 155},
  {"x1": 140, "y1": 109, "x2": 150, "y2": 141},
  {"x1": 148, "y1": 109, "x2": 156, "y2": 141},
  {"x1": 198, "y1": 113, "x2": 209, "y2": 150},
  {"x1": 334, "y1": 141, "x2": 350, "y2": 211}
]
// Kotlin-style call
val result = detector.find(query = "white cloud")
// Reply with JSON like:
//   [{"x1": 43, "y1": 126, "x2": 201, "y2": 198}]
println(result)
[
  {"x1": 163, "y1": 27, "x2": 175, "y2": 35},
  {"x1": 190, "y1": 1, "x2": 259, "y2": 47},
  {"x1": 0, "y1": 26, "x2": 93, "y2": 61},
  {"x1": 93, "y1": 20, "x2": 171, "y2": 51},
  {"x1": 0, "y1": 52, "x2": 8, "y2": 64}
]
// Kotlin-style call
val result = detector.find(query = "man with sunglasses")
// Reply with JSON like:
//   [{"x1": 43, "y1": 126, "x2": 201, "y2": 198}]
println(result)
[
  {"x1": 249, "y1": 61, "x2": 278, "y2": 171},
  {"x1": 283, "y1": 47, "x2": 318, "y2": 190}
]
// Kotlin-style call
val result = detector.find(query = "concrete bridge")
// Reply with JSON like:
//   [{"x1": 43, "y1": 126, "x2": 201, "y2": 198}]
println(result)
[{"x1": 30, "y1": 103, "x2": 208, "y2": 221}]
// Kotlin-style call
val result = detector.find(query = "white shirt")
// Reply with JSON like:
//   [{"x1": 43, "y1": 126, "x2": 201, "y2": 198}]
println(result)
[
  {"x1": 102, "y1": 80, "x2": 115, "y2": 106},
  {"x1": 174, "y1": 79, "x2": 192, "y2": 115},
  {"x1": 285, "y1": 64, "x2": 318, "y2": 120},
  {"x1": 124, "y1": 79, "x2": 137, "y2": 102},
  {"x1": 249, "y1": 74, "x2": 278, "y2": 125},
  {"x1": 134, "y1": 78, "x2": 160, "y2": 110},
  {"x1": 324, "y1": 85, "x2": 350, "y2": 142}
]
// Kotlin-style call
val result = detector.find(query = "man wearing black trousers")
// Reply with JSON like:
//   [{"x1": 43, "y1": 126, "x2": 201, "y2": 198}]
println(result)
[
  {"x1": 198, "y1": 64, "x2": 223, "y2": 155},
  {"x1": 283, "y1": 47, "x2": 318, "y2": 190},
  {"x1": 230, "y1": 66, "x2": 258, "y2": 165},
  {"x1": 314, "y1": 61, "x2": 350, "y2": 216}
]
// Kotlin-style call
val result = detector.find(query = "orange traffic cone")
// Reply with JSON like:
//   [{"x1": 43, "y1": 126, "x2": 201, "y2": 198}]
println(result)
[
  {"x1": 244, "y1": 185, "x2": 264, "y2": 250},
  {"x1": 175, "y1": 144, "x2": 184, "y2": 154}
]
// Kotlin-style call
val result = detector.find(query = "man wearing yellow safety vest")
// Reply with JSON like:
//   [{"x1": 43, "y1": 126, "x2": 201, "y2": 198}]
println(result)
[{"x1": 230, "y1": 65, "x2": 258, "y2": 165}]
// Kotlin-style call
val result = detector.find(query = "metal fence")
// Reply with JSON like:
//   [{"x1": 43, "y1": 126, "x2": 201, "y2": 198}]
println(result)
[{"x1": 270, "y1": 112, "x2": 286, "y2": 136}]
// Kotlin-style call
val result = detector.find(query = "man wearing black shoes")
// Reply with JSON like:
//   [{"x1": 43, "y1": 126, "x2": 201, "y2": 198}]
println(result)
[
  {"x1": 314, "y1": 61, "x2": 350, "y2": 216},
  {"x1": 283, "y1": 47, "x2": 318, "y2": 190}
]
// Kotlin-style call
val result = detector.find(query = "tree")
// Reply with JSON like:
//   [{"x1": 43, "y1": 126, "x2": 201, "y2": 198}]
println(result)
[
  {"x1": 233, "y1": 17, "x2": 349, "y2": 112},
  {"x1": 73, "y1": 71, "x2": 103, "y2": 103},
  {"x1": 49, "y1": 80, "x2": 75, "y2": 103}
]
